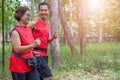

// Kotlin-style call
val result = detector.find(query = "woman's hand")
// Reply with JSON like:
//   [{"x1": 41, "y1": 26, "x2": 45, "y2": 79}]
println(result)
[{"x1": 33, "y1": 38, "x2": 41, "y2": 48}]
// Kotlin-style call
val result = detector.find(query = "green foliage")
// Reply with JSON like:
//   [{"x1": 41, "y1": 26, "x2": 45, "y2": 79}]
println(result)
[
  {"x1": 0, "y1": 0, "x2": 20, "y2": 31},
  {"x1": 62, "y1": 0, "x2": 120, "y2": 38},
  {"x1": 103, "y1": 0, "x2": 120, "y2": 35},
  {"x1": 84, "y1": 0, "x2": 120, "y2": 37}
]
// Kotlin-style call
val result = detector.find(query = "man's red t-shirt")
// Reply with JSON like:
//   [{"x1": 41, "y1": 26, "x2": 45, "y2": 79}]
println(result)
[
  {"x1": 32, "y1": 20, "x2": 50, "y2": 56},
  {"x1": 9, "y1": 26, "x2": 34, "y2": 73}
]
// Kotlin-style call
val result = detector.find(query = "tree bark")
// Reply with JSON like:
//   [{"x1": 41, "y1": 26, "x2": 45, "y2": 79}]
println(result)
[
  {"x1": 31, "y1": 0, "x2": 35, "y2": 19},
  {"x1": 97, "y1": 25, "x2": 103, "y2": 42},
  {"x1": 50, "y1": 0, "x2": 61, "y2": 69},
  {"x1": 2, "y1": 0, "x2": 5, "y2": 75},
  {"x1": 80, "y1": 0, "x2": 86, "y2": 55},
  {"x1": 75, "y1": 0, "x2": 86, "y2": 55},
  {"x1": 58, "y1": 0, "x2": 77, "y2": 55},
  {"x1": 69, "y1": 0, "x2": 73, "y2": 35}
]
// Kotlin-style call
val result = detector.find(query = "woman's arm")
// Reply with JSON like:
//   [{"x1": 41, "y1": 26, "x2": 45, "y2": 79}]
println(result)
[{"x1": 11, "y1": 30, "x2": 40, "y2": 54}]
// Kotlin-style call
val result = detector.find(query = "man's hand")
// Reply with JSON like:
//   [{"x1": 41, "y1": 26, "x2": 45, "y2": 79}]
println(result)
[
  {"x1": 27, "y1": 21, "x2": 36, "y2": 30},
  {"x1": 48, "y1": 32, "x2": 58, "y2": 42},
  {"x1": 33, "y1": 51, "x2": 40, "y2": 57},
  {"x1": 52, "y1": 32, "x2": 57, "y2": 39}
]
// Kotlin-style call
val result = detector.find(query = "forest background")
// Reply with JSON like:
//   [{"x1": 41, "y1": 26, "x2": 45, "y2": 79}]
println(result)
[{"x1": 0, "y1": 0, "x2": 120, "y2": 80}]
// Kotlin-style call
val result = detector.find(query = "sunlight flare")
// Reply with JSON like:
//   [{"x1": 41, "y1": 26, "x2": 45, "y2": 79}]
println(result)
[{"x1": 87, "y1": 0, "x2": 103, "y2": 10}]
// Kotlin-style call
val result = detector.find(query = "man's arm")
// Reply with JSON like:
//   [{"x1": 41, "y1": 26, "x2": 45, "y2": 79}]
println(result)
[{"x1": 27, "y1": 21, "x2": 36, "y2": 30}]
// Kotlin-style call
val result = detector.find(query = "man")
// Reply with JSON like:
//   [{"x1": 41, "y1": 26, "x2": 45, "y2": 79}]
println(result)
[{"x1": 28, "y1": 2, "x2": 57, "y2": 80}]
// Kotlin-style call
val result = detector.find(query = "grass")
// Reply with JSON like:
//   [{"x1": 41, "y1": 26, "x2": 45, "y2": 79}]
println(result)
[
  {"x1": 51, "y1": 42, "x2": 120, "y2": 80},
  {"x1": 0, "y1": 42, "x2": 120, "y2": 80},
  {"x1": 0, "y1": 44, "x2": 12, "y2": 79}
]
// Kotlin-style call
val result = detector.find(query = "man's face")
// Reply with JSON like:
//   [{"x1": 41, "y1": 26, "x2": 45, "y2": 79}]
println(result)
[{"x1": 39, "y1": 5, "x2": 49, "y2": 21}]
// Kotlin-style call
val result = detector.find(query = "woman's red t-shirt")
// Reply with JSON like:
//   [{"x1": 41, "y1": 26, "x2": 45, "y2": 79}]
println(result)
[{"x1": 9, "y1": 26, "x2": 34, "y2": 73}]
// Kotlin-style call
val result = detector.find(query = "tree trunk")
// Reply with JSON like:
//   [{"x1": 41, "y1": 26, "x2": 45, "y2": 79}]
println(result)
[
  {"x1": 80, "y1": 0, "x2": 86, "y2": 55},
  {"x1": 75, "y1": 0, "x2": 86, "y2": 55},
  {"x1": 97, "y1": 25, "x2": 103, "y2": 42},
  {"x1": 31, "y1": 0, "x2": 35, "y2": 19},
  {"x1": 69, "y1": 0, "x2": 73, "y2": 35},
  {"x1": 2, "y1": 0, "x2": 5, "y2": 75},
  {"x1": 58, "y1": 0, "x2": 77, "y2": 55},
  {"x1": 50, "y1": 0, "x2": 61, "y2": 69},
  {"x1": 43, "y1": 0, "x2": 47, "y2": 2},
  {"x1": 117, "y1": 31, "x2": 120, "y2": 41},
  {"x1": 63, "y1": 32, "x2": 67, "y2": 44}
]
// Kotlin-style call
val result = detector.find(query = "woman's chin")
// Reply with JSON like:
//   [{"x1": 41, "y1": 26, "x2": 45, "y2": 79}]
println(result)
[{"x1": 25, "y1": 21, "x2": 29, "y2": 25}]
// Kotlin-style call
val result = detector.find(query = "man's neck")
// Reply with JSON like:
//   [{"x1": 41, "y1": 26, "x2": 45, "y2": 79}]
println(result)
[{"x1": 40, "y1": 18, "x2": 47, "y2": 22}]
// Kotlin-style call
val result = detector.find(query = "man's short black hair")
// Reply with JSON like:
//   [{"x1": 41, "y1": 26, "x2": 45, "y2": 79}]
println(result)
[{"x1": 38, "y1": 2, "x2": 50, "y2": 10}]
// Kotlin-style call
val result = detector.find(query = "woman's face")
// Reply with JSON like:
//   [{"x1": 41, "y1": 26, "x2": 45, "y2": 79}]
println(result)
[
  {"x1": 39, "y1": 5, "x2": 49, "y2": 21},
  {"x1": 21, "y1": 10, "x2": 30, "y2": 25}
]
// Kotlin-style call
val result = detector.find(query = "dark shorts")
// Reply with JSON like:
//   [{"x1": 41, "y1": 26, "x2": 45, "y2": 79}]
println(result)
[
  {"x1": 11, "y1": 69, "x2": 40, "y2": 80},
  {"x1": 37, "y1": 56, "x2": 52, "y2": 80}
]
